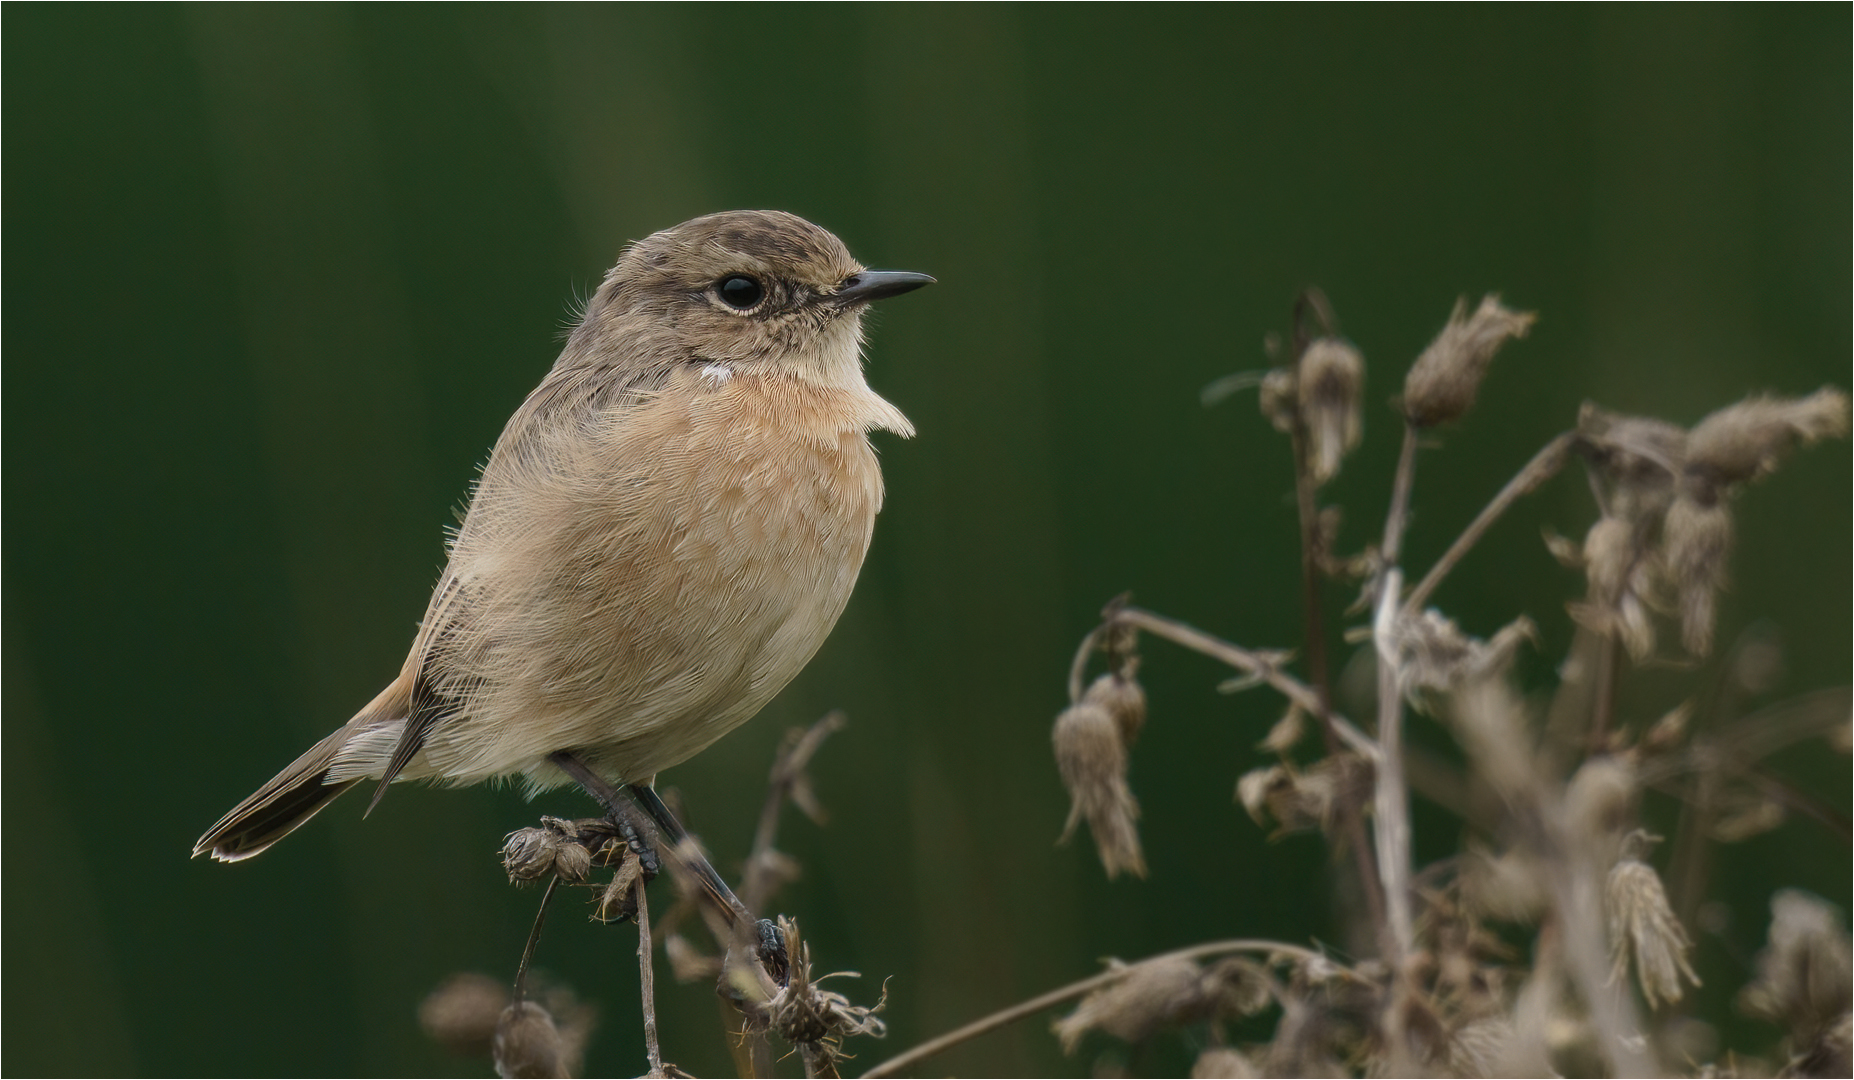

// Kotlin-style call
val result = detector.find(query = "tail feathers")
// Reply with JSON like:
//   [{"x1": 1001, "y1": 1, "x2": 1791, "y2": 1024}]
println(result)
[
  {"x1": 193, "y1": 728, "x2": 359, "y2": 862},
  {"x1": 197, "y1": 674, "x2": 416, "y2": 862}
]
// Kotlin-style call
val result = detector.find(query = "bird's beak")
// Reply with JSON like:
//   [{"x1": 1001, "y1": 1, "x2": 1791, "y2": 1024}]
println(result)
[{"x1": 834, "y1": 270, "x2": 935, "y2": 306}]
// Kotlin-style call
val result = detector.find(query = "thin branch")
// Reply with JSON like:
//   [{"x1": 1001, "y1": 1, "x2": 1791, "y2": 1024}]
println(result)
[
  {"x1": 858, "y1": 939, "x2": 1349, "y2": 1078},
  {"x1": 1067, "y1": 624, "x2": 1102, "y2": 704},
  {"x1": 637, "y1": 870, "x2": 665, "y2": 1078},
  {"x1": 1106, "y1": 605, "x2": 1379, "y2": 759},
  {"x1": 514, "y1": 875, "x2": 561, "y2": 1001},
  {"x1": 1371, "y1": 422, "x2": 1421, "y2": 976},
  {"x1": 1285, "y1": 321, "x2": 1388, "y2": 934},
  {"x1": 742, "y1": 712, "x2": 847, "y2": 917},
  {"x1": 1401, "y1": 432, "x2": 1575, "y2": 616}
]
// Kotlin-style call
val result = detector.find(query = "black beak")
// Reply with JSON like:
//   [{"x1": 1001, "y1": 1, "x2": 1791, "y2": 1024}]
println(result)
[{"x1": 834, "y1": 270, "x2": 935, "y2": 305}]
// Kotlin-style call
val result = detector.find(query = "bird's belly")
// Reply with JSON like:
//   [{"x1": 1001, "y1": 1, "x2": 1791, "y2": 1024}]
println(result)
[{"x1": 419, "y1": 387, "x2": 884, "y2": 787}]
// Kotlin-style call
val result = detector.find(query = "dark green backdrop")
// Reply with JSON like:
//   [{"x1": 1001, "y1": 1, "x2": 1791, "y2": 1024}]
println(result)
[{"x1": 6, "y1": 6, "x2": 1848, "y2": 1077}]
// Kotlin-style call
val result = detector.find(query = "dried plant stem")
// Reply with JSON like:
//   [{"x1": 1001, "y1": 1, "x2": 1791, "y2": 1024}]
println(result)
[
  {"x1": 1588, "y1": 633, "x2": 1620, "y2": 752},
  {"x1": 514, "y1": 875, "x2": 561, "y2": 1001},
  {"x1": 1287, "y1": 374, "x2": 1389, "y2": 934},
  {"x1": 742, "y1": 711, "x2": 846, "y2": 916},
  {"x1": 1371, "y1": 422, "x2": 1421, "y2": 978},
  {"x1": 1543, "y1": 849, "x2": 1658, "y2": 1077},
  {"x1": 636, "y1": 872, "x2": 665, "y2": 1078},
  {"x1": 858, "y1": 939, "x2": 1344, "y2": 1078},
  {"x1": 1401, "y1": 432, "x2": 1574, "y2": 616},
  {"x1": 1105, "y1": 605, "x2": 1379, "y2": 758}
]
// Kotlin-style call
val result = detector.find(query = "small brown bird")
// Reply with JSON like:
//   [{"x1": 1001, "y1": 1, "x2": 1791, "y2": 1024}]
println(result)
[{"x1": 194, "y1": 211, "x2": 930, "y2": 890}]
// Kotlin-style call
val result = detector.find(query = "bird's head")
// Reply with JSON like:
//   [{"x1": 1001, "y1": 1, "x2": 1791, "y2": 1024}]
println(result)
[{"x1": 577, "y1": 210, "x2": 932, "y2": 389}]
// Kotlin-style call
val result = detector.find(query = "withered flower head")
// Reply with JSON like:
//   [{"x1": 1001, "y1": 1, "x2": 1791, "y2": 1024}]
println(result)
[
  {"x1": 1564, "y1": 756, "x2": 1638, "y2": 867},
  {"x1": 420, "y1": 973, "x2": 510, "y2": 1059},
  {"x1": 1661, "y1": 494, "x2": 1733, "y2": 655},
  {"x1": 1259, "y1": 366, "x2": 1298, "y2": 435},
  {"x1": 1459, "y1": 845, "x2": 1548, "y2": 923},
  {"x1": 1568, "y1": 515, "x2": 1658, "y2": 660},
  {"x1": 1235, "y1": 755, "x2": 1371, "y2": 838},
  {"x1": 1402, "y1": 295, "x2": 1536, "y2": 427},
  {"x1": 1394, "y1": 609, "x2": 1536, "y2": 709},
  {"x1": 1738, "y1": 890, "x2": 1853, "y2": 1039},
  {"x1": 1606, "y1": 831, "x2": 1699, "y2": 1010},
  {"x1": 500, "y1": 817, "x2": 603, "y2": 883},
  {"x1": 1256, "y1": 703, "x2": 1306, "y2": 756},
  {"x1": 1054, "y1": 955, "x2": 1269, "y2": 1054},
  {"x1": 1576, "y1": 404, "x2": 1688, "y2": 522},
  {"x1": 1190, "y1": 1046, "x2": 1260, "y2": 1078},
  {"x1": 501, "y1": 826, "x2": 567, "y2": 883},
  {"x1": 493, "y1": 1001, "x2": 567, "y2": 1080},
  {"x1": 1298, "y1": 337, "x2": 1365, "y2": 484},
  {"x1": 764, "y1": 919, "x2": 887, "y2": 1069},
  {"x1": 1083, "y1": 668, "x2": 1148, "y2": 747},
  {"x1": 593, "y1": 848, "x2": 646, "y2": 923},
  {"x1": 1684, "y1": 388, "x2": 1851, "y2": 502},
  {"x1": 1581, "y1": 516, "x2": 1636, "y2": 606},
  {"x1": 1053, "y1": 702, "x2": 1146, "y2": 878}
]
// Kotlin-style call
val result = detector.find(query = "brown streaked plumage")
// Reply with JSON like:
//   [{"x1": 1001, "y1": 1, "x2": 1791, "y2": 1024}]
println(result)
[{"x1": 195, "y1": 210, "x2": 929, "y2": 863}]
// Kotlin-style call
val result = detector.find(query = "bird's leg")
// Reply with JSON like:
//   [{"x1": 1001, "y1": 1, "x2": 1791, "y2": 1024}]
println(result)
[
  {"x1": 625, "y1": 781, "x2": 790, "y2": 997},
  {"x1": 623, "y1": 782, "x2": 757, "y2": 930},
  {"x1": 547, "y1": 751, "x2": 660, "y2": 878},
  {"x1": 547, "y1": 753, "x2": 785, "y2": 984}
]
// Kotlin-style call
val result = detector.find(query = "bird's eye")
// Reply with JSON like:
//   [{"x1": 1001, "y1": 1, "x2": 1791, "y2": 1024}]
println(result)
[{"x1": 717, "y1": 275, "x2": 764, "y2": 310}]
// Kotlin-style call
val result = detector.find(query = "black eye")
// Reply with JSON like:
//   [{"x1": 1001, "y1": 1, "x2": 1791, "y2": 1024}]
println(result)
[{"x1": 717, "y1": 275, "x2": 764, "y2": 310}]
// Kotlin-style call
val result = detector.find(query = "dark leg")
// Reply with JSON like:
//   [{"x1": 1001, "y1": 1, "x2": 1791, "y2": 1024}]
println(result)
[
  {"x1": 548, "y1": 751, "x2": 661, "y2": 878},
  {"x1": 546, "y1": 751, "x2": 753, "y2": 931},
  {"x1": 625, "y1": 781, "x2": 753, "y2": 928}
]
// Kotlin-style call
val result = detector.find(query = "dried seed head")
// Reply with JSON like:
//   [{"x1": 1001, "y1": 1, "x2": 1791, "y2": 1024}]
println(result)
[
  {"x1": 1448, "y1": 677, "x2": 1542, "y2": 803},
  {"x1": 1660, "y1": 493, "x2": 1734, "y2": 655},
  {"x1": 1707, "y1": 789, "x2": 1785, "y2": 843},
  {"x1": 493, "y1": 1001, "x2": 567, "y2": 1079},
  {"x1": 1568, "y1": 516, "x2": 1659, "y2": 660},
  {"x1": 1257, "y1": 704, "x2": 1306, "y2": 756},
  {"x1": 1205, "y1": 956, "x2": 1275, "y2": 1019},
  {"x1": 1787, "y1": 1010, "x2": 1853, "y2": 1079},
  {"x1": 1190, "y1": 1046, "x2": 1260, "y2": 1078},
  {"x1": 1298, "y1": 337, "x2": 1365, "y2": 483},
  {"x1": 1237, "y1": 765, "x2": 1285, "y2": 827},
  {"x1": 551, "y1": 840, "x2": 591, "y2": 884},
  {"x1": 1564, "y1": 756, "x2": 1638, "y2": 868},
  {"x1": 1052, "y1": 703, "x2": 1146, "y2": 878},
  {"x1": 1639, "y1": 700, "x2": 1693, "y2": 756},
  {"x1": 420, "y1": 972, "x2": 510, "y2": 1059},
  {"x1": 593, "y1": 849, "x2": 645, "y2": 923},
  {"x1": 1054, "y1": 957, "x2": 1232, "y2": 1053},
  {"x1": 1606, "y1": 833, "x2": 1699, "y2": 1009},
  {"x1": 1402, "y1": 295, "x2": 1536, "y2": 427},
  {"x1": 1394, "y1": 609, "x2": 1536, "y2": 709},
  {"x1": 1738, "y1": 890, "x2": 1853, "y2": 1038},
  {"x1": 764, "y1": 920, "x2": 887, "y2": 1061},
  {"x1": 1259, "y1": 366, "x2": 1298, "y2": 434},
  {"x1": 1459, "y1": 845, "x2": 1548, "y2": 923},
  {"x1": 501, "y1": 819, "x2": 601, "y2": 883},
  {"x1": 1083, "y1": 670, "x2": 1147, "y2": 747},
  {"x1": 1582, "y1": 517, "x2": 1636, "y2": 606},
  {"x1": 1235, "y1": 755, "x2": 1370, "y2": 837},
  {"x1": 501, "y1": 827, "x2": 567, "y2": 883},
  {"x1": 1575, "y1": 404, "x2": 1688, "y2": 522},
  {"x1": 1684, "y1": 388, "x2": 1851, "y2": 501},
  {"x1": 664, "y1": 933, "x2": 722, "y2": 984}
]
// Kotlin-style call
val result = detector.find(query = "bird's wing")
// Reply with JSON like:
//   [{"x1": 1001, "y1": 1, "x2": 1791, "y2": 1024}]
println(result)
[{"x1": 364, "y1": 356, "x2": 680, "y2": 808}]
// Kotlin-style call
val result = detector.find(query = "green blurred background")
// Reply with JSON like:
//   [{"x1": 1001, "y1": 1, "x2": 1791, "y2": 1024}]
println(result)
[{"x1": 6, "y1": 6, "x2": 1848, "y2": 1076}]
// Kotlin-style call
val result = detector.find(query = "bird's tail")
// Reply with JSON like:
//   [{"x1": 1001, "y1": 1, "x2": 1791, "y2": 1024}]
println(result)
[
  {"x1": 192, "y1": 728, "x2": 360, "y2": 861},
  {"x1": 193, "y1": 679, "x2": 413, "y2": 862}
]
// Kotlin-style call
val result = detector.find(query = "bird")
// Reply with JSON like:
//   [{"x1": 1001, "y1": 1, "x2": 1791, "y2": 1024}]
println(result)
[{"x1": 194, "y1": 210, "x2": 931, "y2": 911}]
